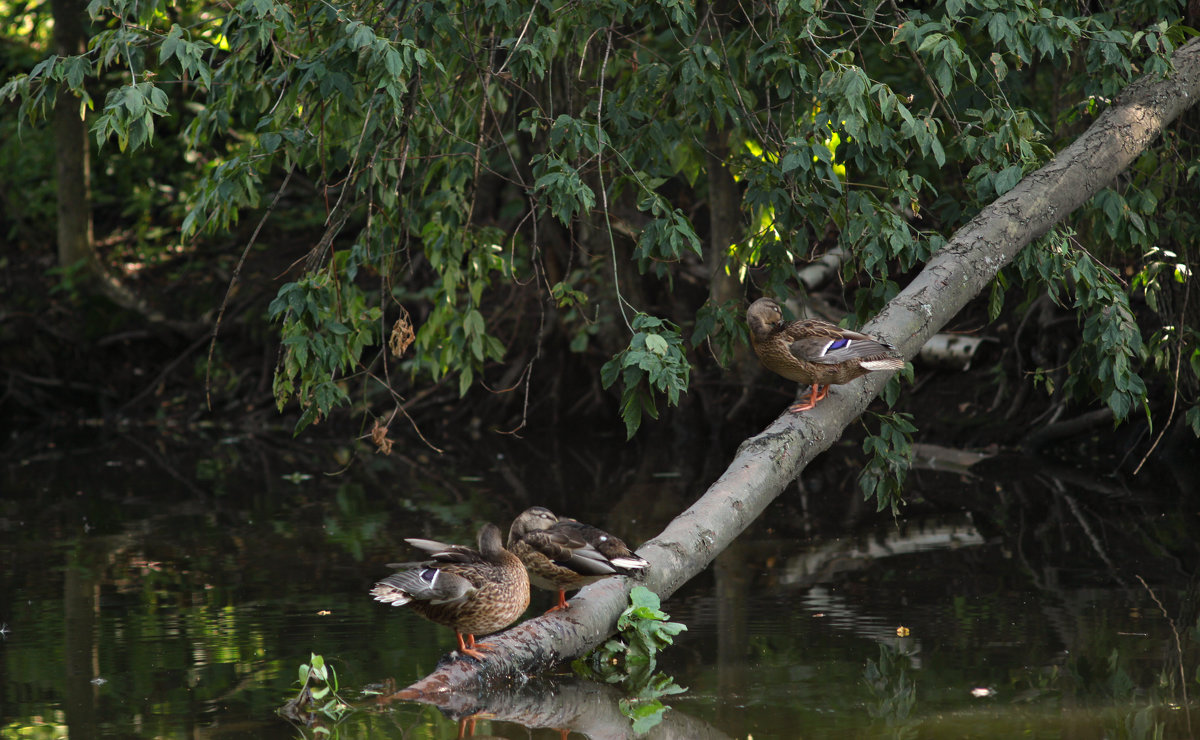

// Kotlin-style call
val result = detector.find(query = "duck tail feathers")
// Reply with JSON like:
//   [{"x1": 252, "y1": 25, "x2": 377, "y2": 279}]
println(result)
[
  {"x1": 610, "y1": 555, "x2": 650, "y2": 570},
  {"x1": 860, "y1": 357, "x2": 905, "y2": 371}
]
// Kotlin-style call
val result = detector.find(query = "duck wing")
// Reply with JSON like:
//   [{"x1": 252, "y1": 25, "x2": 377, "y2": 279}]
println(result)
[
  {"x1": 555, "y1": 520, "x2": 649, "y2": 571},
  {"x1": 521, "y1": 527, "x2": 619, "y2": 577},
  {"x1": 403, "y1": 537, "x2": 488, "y2": 565},
  {"x1": 370, "y1": 567, "x2": 477, "y2": 606},
  {"x1": 784, "y1": 321, "x2": 897, "y2": 366}
]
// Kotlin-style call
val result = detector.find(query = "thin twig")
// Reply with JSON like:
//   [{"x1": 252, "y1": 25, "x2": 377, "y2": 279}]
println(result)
[
  {"x1": 1068, "y1": 233, "x2": 1130, "y2": 287},
  {"x1": 1135, "y1": 575, "x2": 1191, "y2": 736},
  {"x1": 363, "y1": 375, "x2": 445, "y2": 454},
  {"x1": 887, "y1": 0, "x2": 963, "y2": 137},
  {"x1": 494, "y1": 3, "x2": 538, "y2": 78},
  {"x1": 124, "y1": 316, "x2": 238, "y2": 416},
  {"x1": 497, "y1": 292, "x2": 547, "y2": 436},
  {"x1": 465, "y1": 13, "x2": 492, "y2": 224},
  {"x1": 595, "y1": 29, "x2": 633, "y2": 330},
  {"x1": 206, "y1": 166, "x2": 295, "y2": 410},
  {"x1": 1134, "y1": 272, "x2": 1191, "y2": 474}
]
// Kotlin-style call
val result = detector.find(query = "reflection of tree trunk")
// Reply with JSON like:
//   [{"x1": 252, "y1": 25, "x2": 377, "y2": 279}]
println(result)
[
  {"x1": 401, "y1": 39, "x2": 1200, "y2": 695},
  {"x1": 64, "y1": 547, "x2": 99, "y2": 740},
  {"x1": 713, "y1": 540, "x2": 748, "y2": 738},
  {"x1": 51, "y1": 0, "x2": 95, "y2": 282}
]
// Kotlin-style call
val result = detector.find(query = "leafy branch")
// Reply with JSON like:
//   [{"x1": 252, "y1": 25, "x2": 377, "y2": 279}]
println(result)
[
  {"x1": 600, "y1": 315, "x2": 691, "y2": 439},
  {"x1": 858, "y1": 411, "x2": 917, "y2": 515}
]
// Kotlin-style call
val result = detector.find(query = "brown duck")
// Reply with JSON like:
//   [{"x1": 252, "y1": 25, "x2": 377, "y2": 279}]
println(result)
[
  {"x1": 746, "y1": 297, "x2": 905, "y2": 412},
  {"x1": 508, "y1": 507, "x2": 649, "y2": 613},
  {"x1": 370, "y1": 523, "x2": 530, "y2": 660}
]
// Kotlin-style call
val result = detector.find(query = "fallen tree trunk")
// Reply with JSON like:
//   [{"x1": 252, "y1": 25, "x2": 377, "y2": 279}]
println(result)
[{"x1": 398, "y1": 38, "x2": 1200, "y2": 698}]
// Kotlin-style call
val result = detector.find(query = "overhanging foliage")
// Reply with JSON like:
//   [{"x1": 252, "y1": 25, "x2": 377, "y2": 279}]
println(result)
[{"x1": 2, "y1": 0, "x2": 1197, "y2": 439}]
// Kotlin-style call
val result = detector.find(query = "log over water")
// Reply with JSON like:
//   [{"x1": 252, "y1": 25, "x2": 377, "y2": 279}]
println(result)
[{"x1": 396, "y1": 38, "x2": 1200, "y2": 698}]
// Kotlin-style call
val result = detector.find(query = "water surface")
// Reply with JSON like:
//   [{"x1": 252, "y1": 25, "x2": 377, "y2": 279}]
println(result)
[{"x1": 2, "y1": 428, "x2": 1196, "y2": 738}]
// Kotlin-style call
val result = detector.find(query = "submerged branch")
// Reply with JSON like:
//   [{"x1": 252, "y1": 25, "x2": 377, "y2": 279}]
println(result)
[{"x1": 397, "y1": 38, "x2": 1200, "y2": 696}]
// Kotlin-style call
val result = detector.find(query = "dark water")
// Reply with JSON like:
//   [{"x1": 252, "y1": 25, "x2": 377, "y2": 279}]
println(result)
[{"x1": 2, "y1": 426, "x2": 1197, "y2": 738}]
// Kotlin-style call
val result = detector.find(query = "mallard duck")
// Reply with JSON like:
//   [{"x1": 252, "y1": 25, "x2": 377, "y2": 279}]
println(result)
[
  {"x1": 746, "y1": 297, "x2": 905, "y2": 412},
  {"x1": 370, "y1": 523, "x2": 530, "y2": 660},
  {"x1": 508, "y1": 506, "x2": 650, "y2": 613}
]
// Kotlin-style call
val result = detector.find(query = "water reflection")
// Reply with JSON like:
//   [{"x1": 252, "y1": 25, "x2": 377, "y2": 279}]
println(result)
[
  {"x1": 780, "y1": 516, "x2": 986, "y2": 585},
  {"x1": 64, "y1": 540, "x2": 102, "y2": 740},
  {"x1": 368, "y1": 674, "x2": 730, "y2": 740},
  {"x1": 863, "y1": 644, "x2": 918, "y2": 737},
  {"x1": 2, "y1": 429, "x2": 1198, "y2": 738}
]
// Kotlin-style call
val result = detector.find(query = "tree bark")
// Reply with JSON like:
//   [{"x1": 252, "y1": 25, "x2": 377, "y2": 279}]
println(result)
[
  {"x1": 50, "y1": 0, "x2": 183, "y2": 322},
  {"x1": 398, "y1": 38, "x2": 1200, "y2": 697},
  {"x1": 52, "y1": 0, "x2": 95, "y2": 279},
  {"x1": 705, "y1": 125, "x2": 742, "y2": 308}
]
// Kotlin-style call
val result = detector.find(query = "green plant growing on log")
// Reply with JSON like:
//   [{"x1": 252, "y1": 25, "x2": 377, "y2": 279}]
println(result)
[
  {"x1": 575, "y1": 587, "x2": 687, "y2": 732},
  {"x1": 580, "y1": 586, "x2": 688, "y2": 684},
  {"x1": 279, "y1": 653, "x2": 351, "y2": 729}
]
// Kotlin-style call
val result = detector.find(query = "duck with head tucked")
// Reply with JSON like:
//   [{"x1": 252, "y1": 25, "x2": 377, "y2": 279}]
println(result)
[
  {"x1": 370, "y1": 523, "x2": 530, "y2": 660},
  {"x1": 508, "y1": 507, "x2": 650, "y2": 613},
  {"x1": 746, "y1": 297, "x2": 905, "y2": 413}
]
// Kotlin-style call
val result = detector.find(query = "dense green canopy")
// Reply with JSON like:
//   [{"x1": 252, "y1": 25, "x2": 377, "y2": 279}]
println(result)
[{"x1": 2, "y1": 0, "x2": 1197, "y2": 457}]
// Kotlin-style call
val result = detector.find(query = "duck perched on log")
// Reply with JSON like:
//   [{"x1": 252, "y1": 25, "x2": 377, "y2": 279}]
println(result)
[
  {"x1": 746, "y1": 297, "x2": 905, "y2": 412},
  {"x1": 370, "y1": 523, "x2": 529, "y2": 660},
  {"x1": 507, "y1": 507, "x2": 649, "y2": 613}
]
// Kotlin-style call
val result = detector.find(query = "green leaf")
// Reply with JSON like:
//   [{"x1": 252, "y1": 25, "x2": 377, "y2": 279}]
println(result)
[
  {"x1": 1186, "y1": 406, "x2": 1200, "y2": 437},
  {"x1": 629, "y1": 586, "x2": 660, "y2": 611},
  {"x1": 993, "y1": 165, "x2": 1023, "y2": 195}
]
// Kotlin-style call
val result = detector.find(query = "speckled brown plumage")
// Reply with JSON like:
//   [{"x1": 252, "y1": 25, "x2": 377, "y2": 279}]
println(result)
[
  {"x1": 746, "y1": 297, "x2": 905, "y2": 412},
  {"x1": 507, "y1": 507, "x2": 649, "y2": 613},
  {"x1": 370, "y1": 523, "x2": 529, "y2": 660}
]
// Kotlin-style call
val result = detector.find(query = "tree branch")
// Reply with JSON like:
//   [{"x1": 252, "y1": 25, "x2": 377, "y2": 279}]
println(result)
[{"x1": 396, "y1": 38, "x2": 1200, "y2": 696}]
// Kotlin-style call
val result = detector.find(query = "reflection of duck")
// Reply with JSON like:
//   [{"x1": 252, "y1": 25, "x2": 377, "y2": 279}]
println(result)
[
  {"x1": 370, "y1": 523, "x2": 529, "y2": 660},
  {"x1": 508, "y1": 507, "x2": 649, "y2": 613},
  {"x1": 452, "y1": 716, "x2": 506, "y2": 740},
  {"x1": 746, "y1": 297, "x2": 905, "y2": 412},
  {"x1": 387, "y1": 674, "x2": 733, "y2": 740}
]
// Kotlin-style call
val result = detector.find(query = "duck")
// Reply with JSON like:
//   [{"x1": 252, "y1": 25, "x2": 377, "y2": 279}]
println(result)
[
  {"x1": 507, "y1": 506, "x2": 650, "y2": 613},
  {"x1": 370, "y1": 523, "x2": 530, "y2": 660},
  {"x1": 746, "y1": 297, "x2": 905, "y2": 412}
]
